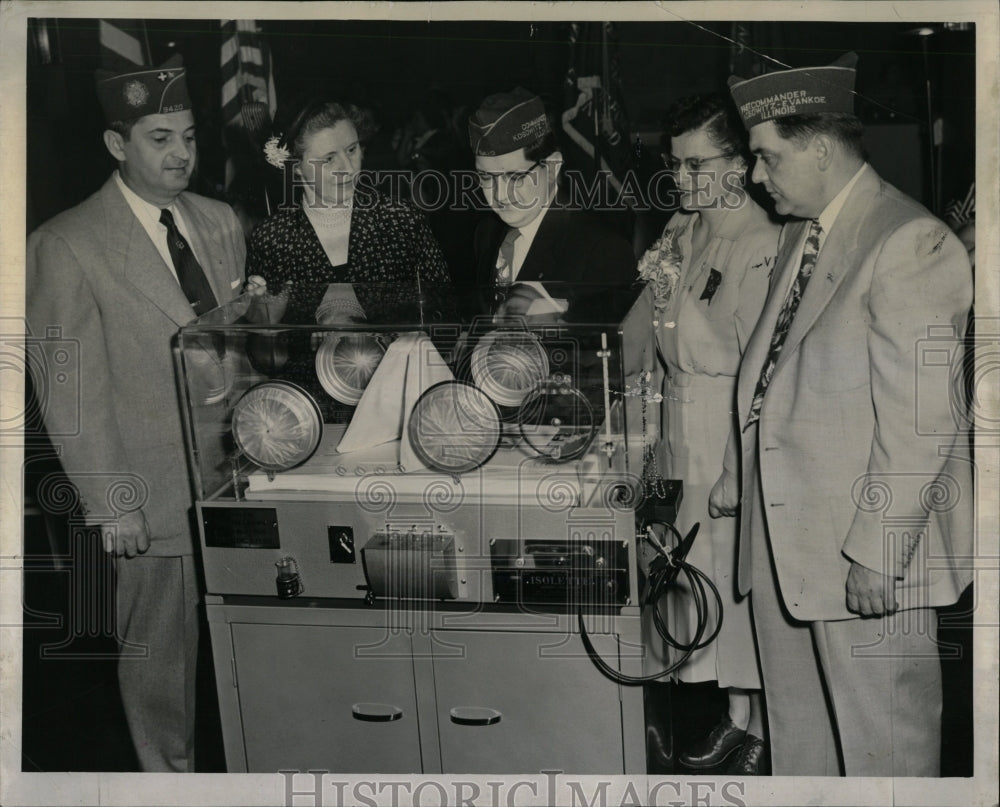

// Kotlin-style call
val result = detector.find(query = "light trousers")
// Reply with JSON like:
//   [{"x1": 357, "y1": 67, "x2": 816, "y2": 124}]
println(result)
[
  {"x1": 115, "y1": 553, "x2": 200, "y2": 772},
  {"x1": 747, "y1": 462, "x2": 943, "y2": 776}
]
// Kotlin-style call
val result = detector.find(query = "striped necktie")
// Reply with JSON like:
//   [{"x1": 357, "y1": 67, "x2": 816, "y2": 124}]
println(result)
[{"x1": 744, "y1": 220, "x2": 822, "y2": 430}]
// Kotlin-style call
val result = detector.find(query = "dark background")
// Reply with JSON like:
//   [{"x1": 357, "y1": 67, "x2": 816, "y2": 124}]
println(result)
[
  {"x1": 26, "y1": 18, "x2": 976, "y2": 231},
  {"x1": 21, "y1": 16, "x2": 976, "y2": 775}
]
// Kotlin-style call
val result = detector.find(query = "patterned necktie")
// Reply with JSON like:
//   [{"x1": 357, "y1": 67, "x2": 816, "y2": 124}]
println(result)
[
  {"x1": 744, "y1": 220, "x2": 823, "y2": 430},
  {"x1": 160, "y1": 208, "x2": 218, "y2": 316},
  {"x1": 495, "y1": 228, "x2": 521, "y2": 287}
]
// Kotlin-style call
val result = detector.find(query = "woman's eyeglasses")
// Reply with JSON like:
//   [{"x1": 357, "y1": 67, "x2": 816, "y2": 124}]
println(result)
[{"x1": 662, "y1": 152, "x2": 737, "y2": 172}]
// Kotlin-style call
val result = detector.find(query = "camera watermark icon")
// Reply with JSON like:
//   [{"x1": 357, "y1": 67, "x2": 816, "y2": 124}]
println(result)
[
  {"x1": 21, "y1": 471, "x2": 151, "y2": 657},
  {"x1": 849, "y1": 470, "x2": 976, "y2": 658},
  {"x1": 1, "y1": 322, "x2": 80, "y2": 441},
  {"x1": 915, "y1": 317, "x2": 999, "y2": 437}
]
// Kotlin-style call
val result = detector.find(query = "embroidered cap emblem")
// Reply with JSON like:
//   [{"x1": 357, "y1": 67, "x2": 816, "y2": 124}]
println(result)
[{"x1": 122, "y1": 80, "x2": 149, "y2": 108}]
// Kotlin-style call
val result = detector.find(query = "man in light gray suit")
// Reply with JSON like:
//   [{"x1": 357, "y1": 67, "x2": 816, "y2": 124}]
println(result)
[
  {"x1": 26, "y1": 56, "x2": 245, "y2": 771},
  {"x1": 724, "y1": 53, "x2": 974, "y2": 776}
]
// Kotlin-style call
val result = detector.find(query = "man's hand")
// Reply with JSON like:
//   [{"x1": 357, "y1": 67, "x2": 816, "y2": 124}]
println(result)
[
  {"x1": 708, "y1": 468, "x2": 739, "y2": 518},
  {"x1": 103, "y1": 509, "x2": 151, "y2": 558},
  {"x1": 846, "y1": 561, "x2": 898, "y2": 617},
  {"x1": 495, "y1": 284, "x2": 564, "y2": 324},
  {"x1": 496, "y1": 284, "x2": 545, "y2": 317}
]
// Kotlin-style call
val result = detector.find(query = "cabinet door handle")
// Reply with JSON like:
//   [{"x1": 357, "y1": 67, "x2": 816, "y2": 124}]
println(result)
[
  {"x1": 449, "y1": 706, "x2": 502, "y2": 726},
  {"x1": 352, "y1": 703, "x2": 403, "y2": 722}
]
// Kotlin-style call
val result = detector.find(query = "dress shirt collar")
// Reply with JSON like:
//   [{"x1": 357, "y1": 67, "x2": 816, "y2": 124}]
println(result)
[
  {"x1": 816, "y1": 162, "x2": 868, "y2": 241},
  {"x1": 114, "y1": 170, "x2": 181, "y2": 228},
  {"x1": 114, "y1": 171, "x2": 200, "y2": 276}
]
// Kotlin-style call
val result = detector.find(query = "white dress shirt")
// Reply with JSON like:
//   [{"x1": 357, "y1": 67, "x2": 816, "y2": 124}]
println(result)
[{"x1": 114, "y1": 171, "x2": 204, "y2": 282}]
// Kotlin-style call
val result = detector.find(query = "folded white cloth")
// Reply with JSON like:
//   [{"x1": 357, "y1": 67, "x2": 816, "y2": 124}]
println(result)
[
  {"x1": 495, "y1": 281, "x2": 568, "y2": 320},
  {"x1": 523, "y1": 282, "x2": 569, "y2": 316},
  {"x1": 337, "y1": 332, "x2": 453, "y2": 471}
]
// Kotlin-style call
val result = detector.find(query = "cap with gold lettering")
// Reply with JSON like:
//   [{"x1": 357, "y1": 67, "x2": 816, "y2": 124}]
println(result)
[
  {"x1": 468, "y1": 87, "x2": 551, "y2": 157},
  {"x1": 728, "y1": 52, "x2": 858, "y2": 129},
  {"x1": 96, "y1": 54, "x2": 192, "y2": 127}
]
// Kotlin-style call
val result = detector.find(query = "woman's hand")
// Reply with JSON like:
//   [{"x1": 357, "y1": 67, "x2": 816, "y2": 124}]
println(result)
[
  {"x1": 708, "y1": 468, "x2": 740, "y2": 518},
  {"x1": 245, "y1": 275, "x2": 268, "y2": 296},
  {"x1": 244, "y1": 277, "x2": 291, "y2": 324}
]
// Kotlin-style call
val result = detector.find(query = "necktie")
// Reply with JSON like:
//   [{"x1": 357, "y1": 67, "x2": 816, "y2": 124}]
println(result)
[
  {"x1": 160, "y1": 208, "x2": 218, "y2": 316},
  {"x1": 744, "y1": 220, "x2": 822, "y2": 430},
  {"x1": 495, "y1": 228, "x2": 521, "y2": 287}
]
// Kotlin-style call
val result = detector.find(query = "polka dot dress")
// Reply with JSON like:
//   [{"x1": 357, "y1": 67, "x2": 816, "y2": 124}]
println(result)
[{"x1": 247, "y1": 185, "x2": 455, "y2": 324}]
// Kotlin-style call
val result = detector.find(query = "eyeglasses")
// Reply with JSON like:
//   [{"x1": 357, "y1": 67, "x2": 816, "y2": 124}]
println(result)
[
  {"x1": 477, "y1": 159, "x2": 544, "y2": 190},
  {"x1": 662, "y1": 152, "x2": 737, "y2": 172}
]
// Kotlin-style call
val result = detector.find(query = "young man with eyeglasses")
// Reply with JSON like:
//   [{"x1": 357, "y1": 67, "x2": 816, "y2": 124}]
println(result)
[{"x1": 467, "y1": 87, "x2": 636, "y2": 322}]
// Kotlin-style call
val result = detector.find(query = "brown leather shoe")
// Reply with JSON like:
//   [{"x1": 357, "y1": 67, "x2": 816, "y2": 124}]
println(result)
[
  {"x1": 679, "y1": 716, "x2": 746, "y2": 769},
  {"x1": 727, "y1": 733, "x2": 770, "y2": 775}
]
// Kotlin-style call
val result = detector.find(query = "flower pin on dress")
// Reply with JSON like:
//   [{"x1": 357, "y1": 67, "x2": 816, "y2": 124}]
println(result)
[
  {"x1": 263, "y1": 136, "x2": 290, "y2": 169},
  {"x1": 638, "y1": 228, "x2": 684, "y2": 312}
]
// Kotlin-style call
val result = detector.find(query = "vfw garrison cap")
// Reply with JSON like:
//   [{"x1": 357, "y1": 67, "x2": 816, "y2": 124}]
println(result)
[
  {"x1": 468, "y1": 87, "x2": 551, "y2": 157},
  {"x1": 96, "y1": 54, "x2": 192, "y2": 126},
  {"x1": 728, "y1": 52, "x2": 858, "y2": 129}
]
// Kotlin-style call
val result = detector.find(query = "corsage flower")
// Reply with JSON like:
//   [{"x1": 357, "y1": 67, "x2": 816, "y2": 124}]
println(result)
[
  {"x1": 263, "y1": 136, "x2": 290, "y2": 169},
  {"x1": 638, "y1": 228, "x2": 684, "y2": 311}
]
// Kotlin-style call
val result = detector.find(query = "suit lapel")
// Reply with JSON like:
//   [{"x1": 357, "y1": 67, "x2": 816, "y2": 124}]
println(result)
[
  {"x1": 101, "y1": 179, "x2": 197, "y2": 327},
  {"x1": 176, "y1": 194, "x2": 230, "y2": 305},
  {"x1": 477, "y1": 215, "x2": 507, "y2": 287},
  {"x1": 737, "y1": 218, "x2": 808, "y2": 416},
  {"x1": 777, "y1": 169, "x2": 878, "y2": 366},
  {"x1": 518, "y1": 205, "x2": 567, "y2": 282}
]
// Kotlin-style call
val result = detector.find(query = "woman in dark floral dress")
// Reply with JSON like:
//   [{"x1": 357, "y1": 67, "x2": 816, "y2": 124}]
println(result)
[{"x1": 247, "y1": 99, "x2": 454, "y2": 324}]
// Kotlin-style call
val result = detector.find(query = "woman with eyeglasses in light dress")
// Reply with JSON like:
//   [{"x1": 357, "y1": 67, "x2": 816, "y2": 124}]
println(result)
[{"x1": 642, "y1": 93, "x2": 778, "y2": 775}]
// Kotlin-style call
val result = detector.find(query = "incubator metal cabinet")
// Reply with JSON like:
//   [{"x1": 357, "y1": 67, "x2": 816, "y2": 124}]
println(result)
[{"x1": 177, "y1": 283, "x2": 676, "y2": 774}]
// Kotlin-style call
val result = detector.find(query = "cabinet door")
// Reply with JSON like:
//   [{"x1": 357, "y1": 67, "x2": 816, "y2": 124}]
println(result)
[
  {"x1": 232, "y1": 623, "x2": 422, "y2": 772},
  {"x1": 433, "y1": 630, "x2": 624, "y2": 773}
]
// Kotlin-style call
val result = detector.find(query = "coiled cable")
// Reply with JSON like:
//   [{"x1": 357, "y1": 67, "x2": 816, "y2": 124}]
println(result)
[{"x1": 579, "y1": 520, "x2": 723, "y2": 685}]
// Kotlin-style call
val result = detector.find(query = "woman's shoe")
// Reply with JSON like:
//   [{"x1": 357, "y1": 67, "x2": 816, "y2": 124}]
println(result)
[
  {"x1": 678, "y1": 716, "x2": 746, "y2": 769},
  {"x1": 646, "y1": 721, "x2": 675, "y2": 773},
  {"x1": 727, "y1": 734, "x2": 769, "y2": 775}
]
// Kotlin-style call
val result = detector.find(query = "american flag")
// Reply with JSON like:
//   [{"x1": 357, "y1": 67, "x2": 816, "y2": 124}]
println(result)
[
  {"x1": 944, "y1": 182, "x2": 975, "y2": 228},
  {"x1": 99, "y1": 19, "x2": 149, "y2": 68},
  {"x1": 562, "y1": 21, "x2": 633, "y2": 193},
  {"x1": 220, "y1": 20, "x2": 277, "y2": 130}
]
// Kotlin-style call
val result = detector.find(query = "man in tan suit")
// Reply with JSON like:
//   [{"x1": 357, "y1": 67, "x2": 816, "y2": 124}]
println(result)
[
  {"x1": 725, "y1": 54, "x2": 973, "y2": 775},
  {"x1": 26, "y1": 57, "x2": 245, "y2": 771}
]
